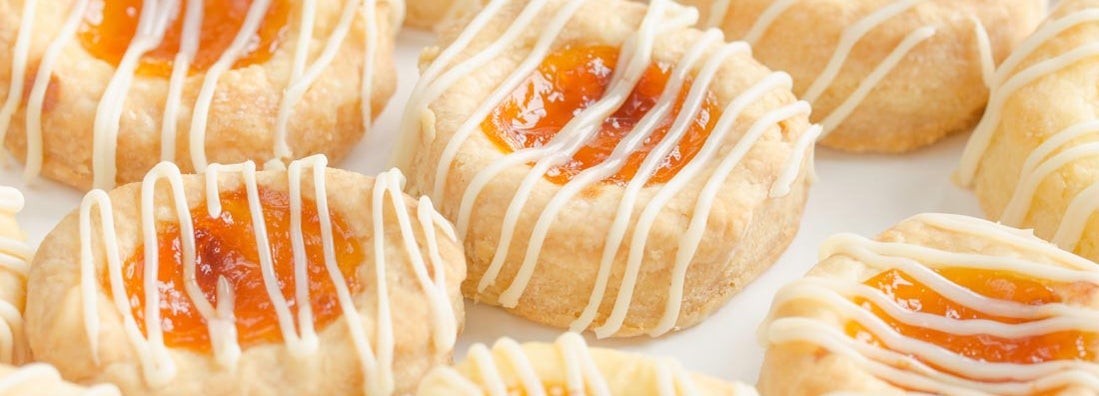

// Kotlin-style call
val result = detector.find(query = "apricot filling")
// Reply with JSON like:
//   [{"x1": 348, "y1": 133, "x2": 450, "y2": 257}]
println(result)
[
  {"x1": 847, "y1": 268, "x2": 1096, "y2": 376},
  {"x1": 79, "y1": 0, "x2": 291, "y2": 77},
  {"x1": 483, "y1": 45, "x2": 720, "y2": 186},
  {"x1": 117, "y1": 187, "x2": 364, "y2": 352}
]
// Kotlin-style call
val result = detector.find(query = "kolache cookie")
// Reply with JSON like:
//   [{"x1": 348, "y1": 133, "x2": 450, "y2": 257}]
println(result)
[
  {"x1": 959, "y1": 0, "x2": 1099, "y2": 263},
  {"x1": 679, "y1": 0, "x2": 1046, "y2": 153},
  {"x1": 0, "y1": 363, "x2": 121, "y2": 395},
  {"x1": 759, "y1": 213, "x2": 1099, "y2": 395},
  {"x1": 0, "y1": 186, "x2": 32, "y2": 365},
  {"x1": 0, "y1": 0, "x2": 397, "y2": 190},
  {"x1": 24, "y1": 156, "x2": 466, "y2": 395},
  {"x1": 417, "y1": 332, "x2": 758, "y2": 396},
  {"x1": 396, "y1": 0, "x2": 815, "y2": 337}
]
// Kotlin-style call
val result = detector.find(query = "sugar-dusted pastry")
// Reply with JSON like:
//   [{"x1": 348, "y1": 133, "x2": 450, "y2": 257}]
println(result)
[
  {"x1": 0, "y1": 363, "x2": 121, "y2": 395},
  {"x1": 24, "y1": 155, "x2": 465, "y2": 395},
  {"x1": 759, "y1": 213, "x2": 1099, "y2": 395},
  {"x1": 0, "y1": 0, "x2": 397, "y2": 190},
  {"x1": 418, "y1": 332, "x2": 758, "y2": 395},
  {"x1": 959, "y1": 0, "x2": 1099, "y2": 263},
  {"x1": 405, "y1": 0, "x2": 483, "y2": 29},
  {"x1": 679, "y1": 0, "x2": 1046, "y2": 153},
  {"x1": 0, "y1": 186, "x2": 32, "y2": 365},
  {"x1": 396, "y1": 0, "x2": 816, "y2": 337}
]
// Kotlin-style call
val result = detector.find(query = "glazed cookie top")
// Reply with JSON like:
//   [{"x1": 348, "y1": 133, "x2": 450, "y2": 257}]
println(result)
[
  {"x1": 397, "y1": 0, "x2": 815, "y2": 337},
  {"x1": 0, "y1": 0, "x2": 399, "y2": 189},
  {"x1": 417, "y1": 332, "x2": 757, "y2": 396},
  {"x1": 28, "y1": 155, "x2": 463, "y2": 394},
  {"x1": 0, "y1": 186, "x2": 31, "y2": 365},
  {"x1": 761, "y1": 213, "x2": 1099, "y2": 394}
]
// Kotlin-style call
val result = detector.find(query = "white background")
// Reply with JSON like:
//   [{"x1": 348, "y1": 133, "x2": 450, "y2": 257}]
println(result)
[{"x1": 0, "y1": 30, "x2": 987, "y2": 386}]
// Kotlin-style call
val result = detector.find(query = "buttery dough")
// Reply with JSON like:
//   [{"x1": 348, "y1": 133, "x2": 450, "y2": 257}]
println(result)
[
  {"x1": 959, "y1": 0, "x2": 1099, "y2": 263},
  {"x1": 682, "y1": 0, "x2": 1045, "y2": 153}
]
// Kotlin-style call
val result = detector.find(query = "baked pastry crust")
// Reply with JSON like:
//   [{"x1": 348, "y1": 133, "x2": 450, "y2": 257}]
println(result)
[
  {"x1": 959, "y1": 0, "x2": 1099, "y2": 263},
  {"x1": 404, "y1": 0, "x2": 484, "y2": 30},
  {"x1": 0, "y1": 0, "x2": 397, "y2": 190},
  {"x1": 398, "y1": 0, "x2": 814, "y2": 337},
  {"x1": 0, "y1": 186, "x2": 31, "y2": 365},
  {"x1": 417, "y1": 332, "x2": 757, "y2": 396},
  {"x1": 24, "y1": 156, "x2": 466, "y2": 395},
  {"x1": 758, "y1": 213, "x2": 1099, "y2": 395},
  {"x1": 681, "y1": 0, "x2": 1045, "y2": 153},
  {"x1": 0, "y1": 363, "x2": 121, "y2": 395}
]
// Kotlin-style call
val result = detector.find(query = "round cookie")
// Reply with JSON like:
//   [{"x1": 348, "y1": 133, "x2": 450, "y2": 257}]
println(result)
[
  {"x1": 25, "y1": 156, "x2": 466, "y2": 395},
  {"x1": 759, "y1": 213, "x2": 1099, "y2": 394},
  {"x1": 680, "y1": 0, "x2": 1045, "y2": 152},
  {"x1": 0, "y1": 0, "x2": 398, "y2": 190},
  {"x1": 959, "y1": 0, "x2": 1099, "y2": 263},
  {"x1": 397, "y1": 0, "x2": 815, "y2": 337}
]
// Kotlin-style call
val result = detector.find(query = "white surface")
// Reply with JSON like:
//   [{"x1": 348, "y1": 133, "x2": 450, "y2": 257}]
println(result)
[{"x1": 0, "y1": 29, "x2": 986, "y2": 386}]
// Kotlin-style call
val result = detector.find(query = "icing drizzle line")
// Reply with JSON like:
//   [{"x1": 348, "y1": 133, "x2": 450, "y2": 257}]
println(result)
[
  {"x1": 76, "y1": 155, "x2": 457, "y2": 394},
  {"x1": 398, "y1": 0, "x2": 816, "y2": 337},
  {"x1": 2, "y1": 0, "x2": 397, "y2": 189},
  {"x1": 957, "y1": 6, "x2": 1099, "y2": 256},
  {"x1": 707, "y1": 0, "x2": 1005, "y2": 139},
  {"x1": 424, "y1": 332, "x2": 756, "y2": 396},
  {"x1": 760, "y1": 213, "x2": 1099, "y2": 394},
  {"x1": 0, "y1": 187, "x2": 31, "y2": 365}
]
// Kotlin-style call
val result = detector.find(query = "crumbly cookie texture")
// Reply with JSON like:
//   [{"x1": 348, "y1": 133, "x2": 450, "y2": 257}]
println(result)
[{"x1": 682, "y1": 0, "x2": 1045, "y2": 153}]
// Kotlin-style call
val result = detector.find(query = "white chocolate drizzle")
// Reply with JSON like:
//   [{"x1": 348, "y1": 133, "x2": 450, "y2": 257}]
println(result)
[
  {"x1": 0, "y1": 363, "x2": 121, "y2": 396},
  {"x1": 398, "y1": 0, "x2": 815, "y2": 337},
  {"x1": 76, "y1": 155, "x2": 457, "y2": 394},
  {"x1": 2, "y1": 0, "x2": 388, "y2": 189},
  {"x1": 957, "y1": 6, "x2": 1099, "y2": 256},
  {"x1": 423, "y1": 332, "x2": 736, "y2": 396},
  {"x1": 0, "y1": 187, "x2": 31, "y2": 365},
  {"x1": 705, "y1": 0, "x2": 1005, "y2": 139},
  {"x1": 760, "y1": 213, "x2": 1099, "y2": 394}
]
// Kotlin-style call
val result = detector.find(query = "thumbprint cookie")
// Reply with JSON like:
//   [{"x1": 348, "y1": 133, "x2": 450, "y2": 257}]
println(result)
[
  {"x1": 0, "y1": 0, "x2": 397, "y2": 190},
  {"x1": 24, "y1": 156, "x2": 465, "y2": 395},
  {"x1": 759, "y1": 213, "x2": 1099, "y2": 395},
  {"x1": 0, "y1": 187, "x2": 32, "y2": 365},
  {"x1": 397, "y1": 0, "x2": 816, "y2": 337},
  {"x1": 959, "y1": 0, "x2": 1099, "y2": 264},
  {"x1": 418, "y1": 332, "x2": 759, "y2": 395},
  {"x1": 681, "y1": 0, "x2": 1045, "y2": 152},
  {"x1": 0, "y1": 363, "x2": 121, "y2": 395}
]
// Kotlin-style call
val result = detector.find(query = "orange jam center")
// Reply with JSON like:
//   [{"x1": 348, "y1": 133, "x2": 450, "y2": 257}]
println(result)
[
  {"x1": 79, "y1": 0, "x2": 290, "y2": 77},
  {"x1": 118, "y1": 187, "x2": 364, "y2": 352},
  {"x1": 847, "y1": 268, "x2": 1096, "y2": 374},
  {"x1": 483, "y1": 45, "x2": 720, "y2": 186}
]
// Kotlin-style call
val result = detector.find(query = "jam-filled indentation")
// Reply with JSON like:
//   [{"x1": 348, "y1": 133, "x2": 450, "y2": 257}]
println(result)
[
  {"x1": 118, "y1": 186, "x2": 364, "y2": 352},
  {"x1": 79, "y1": 0, "x2": 291, "y2": 77},
  {"x1": 847, "y1": 268, "x2": 1096, "y2": 376},
  {"x1": 484, "y1": 45, "x2": 720, "y2": 186}
]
